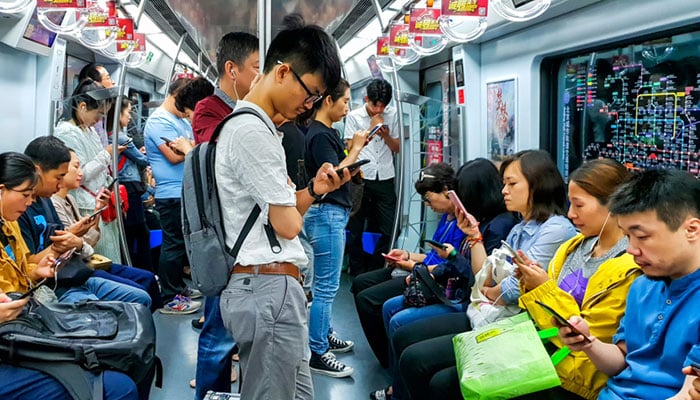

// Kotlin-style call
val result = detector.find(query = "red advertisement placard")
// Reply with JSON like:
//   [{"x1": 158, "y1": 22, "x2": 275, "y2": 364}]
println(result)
[
  {"x1": 37, "y1": 0, "x2": 86, "y2": 8},
  {"x1": 409, "y1": 8, "x2": 441, "y2": 34},
  {"x1": 84, "y1": 0, "x2": 117, "y2": 28},
  {"x1": 116, "y1": 18, "x2": 134, "y2": 41},
  {"x1": 132, "y1": 33, "x2": 147, "y2": 52},
  {"x1": 377, "y1": 36, "x2": 390, "y2": 56},
  {"x1": 389, "y1": 23, "x2": 410, "y2": 48},
  {"x1": 441, "y1": 0, "x2": 488, "y2": 17}
]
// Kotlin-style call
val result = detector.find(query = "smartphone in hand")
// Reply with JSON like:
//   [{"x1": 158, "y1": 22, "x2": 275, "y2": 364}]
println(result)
[
  {"x1": 501, "y1": 240, "x2": 526, "y2": 264},
  {"x1": 52, "y1": 248, "x2": 76, "y2": 270},
  {"x1": 382, "y1": 253, "x2": 401, "y2": 262},
  {"x1": 423, "y1": 239, "x2": 448, "y2": 250},
  {"x1": 105, "y1": 176, "x2": 118, "y2": 189},
  {"x1": 87, "y1": 206, "x2": 108, "y2": 222},
  {"x1": 160, "y1": 136, "x2": 172, "y2": 144},
  {"x1": 335, "y1": 159, "x2": 370, "y2": 175},
  {"x1": 447, "y1": 190, "x2": 478, "y2": 226},
  {"x1": 535, "y1": 300, "x2": 591, "y2": 344},
  {"x1": 366, "y1": 123, "x2": 383, "y2": 142},
  {"x1": 121, "y1": 137, "x2": 134, "y2": 147}
]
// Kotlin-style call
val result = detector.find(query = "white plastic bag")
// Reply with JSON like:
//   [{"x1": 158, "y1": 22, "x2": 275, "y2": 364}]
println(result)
[{"x1": 467, "y1": 247, "x2": 521, "y2": 328}]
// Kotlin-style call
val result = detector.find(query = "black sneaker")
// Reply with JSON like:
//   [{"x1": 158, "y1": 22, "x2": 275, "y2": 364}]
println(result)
[
  {"x1": 309, "y1": 351, "x2": 354, "y2": 378},
  {"x1": 328, "y1": 332, "x2": 354, "y2": 353}
]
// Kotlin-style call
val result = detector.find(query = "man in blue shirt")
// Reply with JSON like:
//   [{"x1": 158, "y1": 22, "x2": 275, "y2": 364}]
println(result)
[
  {"x1": 558, "y1": 168, "x2": 700, "y2": 399},
  {"x1": 144, "y1": 78, "x2": 201, "y2": 313}
]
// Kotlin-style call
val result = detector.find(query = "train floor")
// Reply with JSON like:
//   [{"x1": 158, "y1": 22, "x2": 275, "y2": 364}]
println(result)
[{"x1": 150, "y1": 272, "x2": 391, "y2": 400}]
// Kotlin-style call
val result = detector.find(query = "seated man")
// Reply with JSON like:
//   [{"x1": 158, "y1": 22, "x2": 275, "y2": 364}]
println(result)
[
  {"x1": 21, "y1": 136, "x2": 151, "y2": 307},
  {"x1": 559, "y1": 168, "x2": 700, "y2": 399}
]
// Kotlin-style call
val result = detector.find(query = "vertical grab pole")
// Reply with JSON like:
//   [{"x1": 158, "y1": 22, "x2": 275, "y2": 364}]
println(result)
[
  {"x1": 386, "y1": 58, "x2": 404, "y2": 251},
  {"x1": 257, "y1": 0, "x2": 271, "y2": 74},
  {"x1": 110, "y1": 61, "x2": 133, "y2": 266}
]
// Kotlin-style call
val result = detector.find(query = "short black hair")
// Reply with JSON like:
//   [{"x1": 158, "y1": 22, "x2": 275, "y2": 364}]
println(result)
[
  {"x1": 69, "y1": 78, "x2": 109, "y2": 122},
  {"x1": 0, "y1": 152, "x2": 38, "y2": 190},
  {"x1": 263, "y1": 14, "x2": 341, "y2": 94},
  {"x1": 366, "y1": 79, "x2": 392, "y2": 105},
  {"x1": 175, "y1": 77, "x2": 215, "y2": 112},
  {"x1": 415, "y1": 162, "x2": 455, "y2": 195},
  {"x1": 609, "y1": 168, "x2": 700, "y2": 231},
  {"x1": 168, "y1": 78, "x2": 190, "y2": 96},
  {"x1": 78, "y1": 63, "x2": 103, "y2": 83},
  {"x1": 24, "y1": 136, "x2": 71, "y2": 172},
  {"x1": 500, "y1": 149, "x2": 566, "y2": 222},
  {"x1": 216, "y1": 32, "x2": 259, "y2": 78},
  {"x1": 455, "y1": 158, "x2": 508, "y2": 223}
]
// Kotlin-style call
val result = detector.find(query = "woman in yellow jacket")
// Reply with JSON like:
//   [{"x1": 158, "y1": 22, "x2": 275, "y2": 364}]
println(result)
[{"x1": 518, "y1": 158, "x2": 642, "y2": 400}]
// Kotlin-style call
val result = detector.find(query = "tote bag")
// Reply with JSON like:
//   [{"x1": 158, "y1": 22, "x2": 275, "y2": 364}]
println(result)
[{"x1": 453, "y1": 313, "x2": 565, "y2": 400}]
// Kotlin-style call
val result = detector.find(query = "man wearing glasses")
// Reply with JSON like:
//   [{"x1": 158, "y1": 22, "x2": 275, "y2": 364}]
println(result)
[
  {"x1": 214, "y1": 18, "x2": 349, "y2": 399},
  {"x1": 344, "y1": 78, "x2": 400, "y2": 275}
]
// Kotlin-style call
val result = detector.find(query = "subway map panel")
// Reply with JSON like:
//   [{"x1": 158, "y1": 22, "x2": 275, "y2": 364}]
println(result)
[{"x1": 558, "y1": 39, "x2": 700, "y2": 177}]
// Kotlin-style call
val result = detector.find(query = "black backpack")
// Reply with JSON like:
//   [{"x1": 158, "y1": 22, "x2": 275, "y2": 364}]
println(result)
[
  {"x1": 0, "y1": 298, "x2": 159, "y2": 399},
  {"x1": 182, "y1": 107, "x2": 279, "y2": 297}
]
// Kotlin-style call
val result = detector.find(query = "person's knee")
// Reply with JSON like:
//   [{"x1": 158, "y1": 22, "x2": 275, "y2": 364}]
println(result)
[{"x1": 103, "y1": 371, "x2": 138, "y2": 400}]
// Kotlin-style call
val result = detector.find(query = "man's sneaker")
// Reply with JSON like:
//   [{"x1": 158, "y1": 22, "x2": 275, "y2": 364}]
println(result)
[
  {"x1": 309, "y1": 351, "x2": 353, "y2": 378},
  {"x1": 160, "y1": 294, "x2": 202, "y2": 314},
  {"x1": 183, "y1": 287, "x2": 203, "y2": 300},
  {"x1": 328, "y1": 333, "x2": 354, "y2": 353}
]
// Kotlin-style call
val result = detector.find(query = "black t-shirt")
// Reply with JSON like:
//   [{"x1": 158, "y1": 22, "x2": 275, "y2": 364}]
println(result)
[
  {"x1": 304, "y1": 120, "x2": 351, "y2": 209},
  {"x1": 280, "y1": 122, "x2": 308, "y2": 189}
]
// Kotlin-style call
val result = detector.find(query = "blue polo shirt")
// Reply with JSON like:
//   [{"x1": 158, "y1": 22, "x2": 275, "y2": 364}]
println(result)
[
  {"x1": 598, "y1": 268, "x2": 700, "y2": 399},
  {"x1": 144, "y1": 107, "x2": 192, "y2": 199}
]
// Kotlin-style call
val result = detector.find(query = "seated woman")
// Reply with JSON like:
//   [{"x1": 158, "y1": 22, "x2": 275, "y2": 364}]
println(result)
[
  {"x1": 52, "y1": 150, "x2": 161, "y2": 312},
  {"x1": 515, "y1": 158, "x2": 640, "y2": 399},
  {"x1": 351, "y1": 162, "x2": 466, "y2": 368},
  {"x1": 54, "y1": 78, "x2": 125, "y2": 263},
  {"x1": 372, "y1": 158, "x2": 519, "y2": 400},
  {"x1": 394, "y1": 149, "x2": 576, "y2": 400},
  {"x1": 0, "y1": 152, "x2": 140, "y2": 400}
]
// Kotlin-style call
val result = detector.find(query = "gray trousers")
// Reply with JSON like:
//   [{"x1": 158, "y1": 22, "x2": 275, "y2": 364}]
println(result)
[
  {"x1": 221, "y1": 273, "x2": 312, "y2": 400},
  {"x1": 298, "y1": 226, "x2": 314, "y2": 295}
]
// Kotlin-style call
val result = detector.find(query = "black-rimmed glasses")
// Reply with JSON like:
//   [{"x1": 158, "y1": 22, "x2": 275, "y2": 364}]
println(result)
[
  {"x1": 277, "y1": 61, "x2": 324, "y2": 105},
  {"x1": 418, "y1": 171, "x2": 436, "y2": 182}
]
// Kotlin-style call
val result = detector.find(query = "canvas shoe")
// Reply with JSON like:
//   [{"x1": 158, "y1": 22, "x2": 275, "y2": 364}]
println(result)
[
  {"x1": 159, "y1": 294, "x2": 202, "y2": 314},
  {"x1": 183, "y1": 287, "x2": 203, "y2": 300},
  {"x1": 328, "y1": 332, "x2": 354, "y2": 353},
  {"x1": 309, "y1": 351, "x2": 354, "y2": 378}
]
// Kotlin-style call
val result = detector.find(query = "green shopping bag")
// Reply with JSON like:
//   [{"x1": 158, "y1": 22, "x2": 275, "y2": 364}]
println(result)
[{"x1": 453, "y1": 313, "x2": 566, "y2": 400}]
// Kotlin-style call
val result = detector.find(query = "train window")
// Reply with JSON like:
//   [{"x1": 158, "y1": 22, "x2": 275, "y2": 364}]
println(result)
[{"x1": 553, "y1": 30, "x2": 700, "y2": 180}]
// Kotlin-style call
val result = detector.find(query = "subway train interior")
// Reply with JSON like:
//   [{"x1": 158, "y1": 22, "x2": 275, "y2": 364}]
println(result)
[{"x1": 0, "y1": 0, "x2": 699, "y2": 399}]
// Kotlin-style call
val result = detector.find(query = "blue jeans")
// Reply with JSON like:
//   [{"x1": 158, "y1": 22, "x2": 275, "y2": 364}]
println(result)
[
  {"x1": 93, "y1": 264, "x2": 162, "y2": 312},
  {"x1": 194, "y1": 296, "x2": 236, "y2": 400},
  {"x1": 59, "y1": 276, "x2": 151, "y2": 308},
  {"x1": 382, "y1": 295, "x2": 462, "y2": 400},
  {"x1": 305, "y1": 203, "x2": 350, "y2": 354},
  {"x1": 0, "y1": 364, "x2": 137, "y2": 400}
]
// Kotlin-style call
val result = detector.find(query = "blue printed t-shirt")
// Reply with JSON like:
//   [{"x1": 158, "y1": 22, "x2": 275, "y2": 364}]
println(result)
[
  {"x1": 144, "y1": 107, "x2": 193, "y2": 199},
  {"x1": 423, "y1": 213, "x2": 466, "y2": 266},
  {"x1": 598, "y1": 269, "x2": 700, "y2": 400}
]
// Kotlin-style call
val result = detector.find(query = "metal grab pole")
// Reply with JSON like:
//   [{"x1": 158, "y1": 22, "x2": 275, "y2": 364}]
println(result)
[
  {"x1": 110, "y1": 62, "x2": 133, "y2": 266},
  {"x1": 387, "y1": 57, "x2": 404, "y2": 251}
]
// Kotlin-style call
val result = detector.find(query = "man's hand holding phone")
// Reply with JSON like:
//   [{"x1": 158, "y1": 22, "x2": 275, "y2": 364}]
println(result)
[{"x1": 365, "y1": 123, "x2": 383, "y2": 144}]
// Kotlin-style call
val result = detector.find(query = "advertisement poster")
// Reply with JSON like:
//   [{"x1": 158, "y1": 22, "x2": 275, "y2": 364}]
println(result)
[{"x1": 486, "y1": 78, "x2": 516, "y2": 162}]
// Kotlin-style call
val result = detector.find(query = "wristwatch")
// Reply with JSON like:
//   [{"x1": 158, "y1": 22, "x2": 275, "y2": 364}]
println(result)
[{"x1": 307, "y1": 178, "x2": 327, "y2": 201}]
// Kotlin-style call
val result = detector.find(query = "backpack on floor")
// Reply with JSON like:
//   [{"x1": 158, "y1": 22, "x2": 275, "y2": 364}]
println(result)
[
  {"x1": 182, "y1": 107, "x2": 279, "y2": 297},
  {"x1": 0, "y1": 298, "x2": 158, "y2": 385}
]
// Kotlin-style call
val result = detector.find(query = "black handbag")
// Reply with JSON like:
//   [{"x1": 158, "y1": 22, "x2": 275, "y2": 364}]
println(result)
[
  {"x1": 403, "y1": 264, "x2": 444, "y2": 308},
  {"x1": 55, "y1": 252, "x2": 94, "y2": 287}
]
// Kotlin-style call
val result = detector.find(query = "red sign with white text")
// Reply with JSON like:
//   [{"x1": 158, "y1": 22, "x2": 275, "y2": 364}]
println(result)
[
  {"x1": 441, "y1": 0, "x2": 488, "y2": 17},
  {"x1": 409, "y1": 8, "x2": 441, "y2": 34},
  {"x1": 37, "y1": 0, "x2": 86, "y2": 8},
  {"x1": 389, "y1": 23, "x2": 410, "y2": 48}
]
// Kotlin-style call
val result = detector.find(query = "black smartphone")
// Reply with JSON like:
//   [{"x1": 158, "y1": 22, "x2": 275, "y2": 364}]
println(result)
[
  {"x1": 535, "y1": 300, "x2": 592, "y2": 344},
  {"x1": 160, "y1": 136, "x2": 172, "y2": 144},
  {"x1": 501, "y1": 240, "x2": 526, "y2": 264},
  {"x1": 52, "y1": 248, "x2": 76, "y2": 270},
  {"x1": 423, "y1": 239, "x2": 448, "y2": 250},
  {"x1": 87, "y1": 206, "x2": 108, "y2": 222},
  {"x1": 121, "y1": 137, "x2": 134, "y2": 146},
  {"x1": 335, "y1": 159, "x2": 370, "y2": 175},
  {"x1": 691, "y1": 362, "x2": 700, "y2": 376},
  {"x1": 105, "y1": 176, "x2": 118, "y2": 189},
  {"x1": 18, "y1": 278, "x2": 48, "y2": 299},
  {"x1": 366, "y1": 123, "x2": 383, "y2": 141}
]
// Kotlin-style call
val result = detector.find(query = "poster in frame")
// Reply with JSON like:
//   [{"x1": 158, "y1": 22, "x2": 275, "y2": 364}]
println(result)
[{"x1": 486, "y1": 78, "x2": 516, "y2": 162}]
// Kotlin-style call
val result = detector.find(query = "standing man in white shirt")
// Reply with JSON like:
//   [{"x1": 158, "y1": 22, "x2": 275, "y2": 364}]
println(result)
[{"x1": 344, "y1": 79, "x2": 400, "y2": 274}]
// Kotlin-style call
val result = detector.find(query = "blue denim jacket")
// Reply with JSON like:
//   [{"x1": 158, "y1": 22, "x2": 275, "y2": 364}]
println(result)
[{"x1": 111, "y1": 132, "x2": 148, "y2": 183}]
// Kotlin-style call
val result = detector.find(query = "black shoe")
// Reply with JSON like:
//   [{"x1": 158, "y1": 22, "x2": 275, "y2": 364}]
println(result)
[
  {"x1": 191, "y1": 318, "x2": 204, "y2": 330},
  {"x1": 328, "y1": 332, "x2": 354, "y2": 353},
  {"x1": 309, "y1": 351, "x2": 353, "y2": 378}
]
